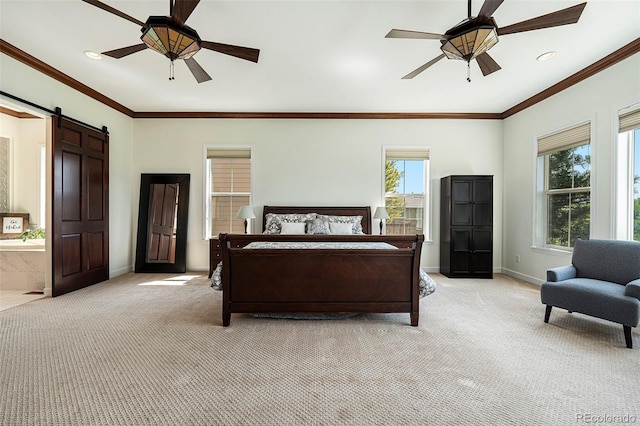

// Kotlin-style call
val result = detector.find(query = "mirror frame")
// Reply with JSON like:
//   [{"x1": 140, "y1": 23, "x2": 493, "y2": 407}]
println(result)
[{"x1": 135, "y1": 173, "x2": 190, "y2": 273}]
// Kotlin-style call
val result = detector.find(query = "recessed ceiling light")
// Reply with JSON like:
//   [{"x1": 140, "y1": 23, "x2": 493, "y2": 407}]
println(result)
[
  {"x1": 536, "y1": 51, "x2": 556, "y2": 62},
  {"x1": 84, "y1": 50, "x2": 102, "y2": 60}
]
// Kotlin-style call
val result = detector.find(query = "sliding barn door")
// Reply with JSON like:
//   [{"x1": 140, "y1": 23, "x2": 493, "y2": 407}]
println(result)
[{"x1": 52, "y1": 117, "x2": 109, "y2": 296}]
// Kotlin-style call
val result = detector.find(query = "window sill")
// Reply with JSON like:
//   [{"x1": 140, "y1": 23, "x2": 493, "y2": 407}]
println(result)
[{"x1": 531, "y1": 245, "x2": 573, "y2": 258}]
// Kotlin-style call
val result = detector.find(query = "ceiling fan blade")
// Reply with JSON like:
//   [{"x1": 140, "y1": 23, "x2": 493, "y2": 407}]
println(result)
[
  {"x1": 200, "y1": 41, "x2": 260, "y2": 63},
  {"x1": 171, "y1": 0, "x2": 200, "y2": 25},
  {"x1": 184, "y1": 57, "x2": 212, "y2": 83},
  {"x1": 498, "y1": 2, "x2": 587, "y2": 36},
  {"x1": 385, "y1": 29, "x2": 444, "y2": 40},
  {"x1": 476, "y1": 52, "x2": 501, "y2": 76},
  {"x1": 477, "y1": 0, "x2": 505, "y2": 19},
  {"x1": 401, "y1": 54, "x2": 446, "y2": 79},
  {"x1": 81, "y1": 0, "x2": 146, "y2": 27},
  {"x1": 102, "y1": 43, "x2": 148, "y2": 59}
]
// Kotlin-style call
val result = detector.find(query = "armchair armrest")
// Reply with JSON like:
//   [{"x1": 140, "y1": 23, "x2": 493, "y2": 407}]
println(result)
[
  {"x1": 624, "y1": 279, "x2": 640, "y2": 300},
  {"x1": 547, "y1": 265, "x2": 577, "y2": 282}
]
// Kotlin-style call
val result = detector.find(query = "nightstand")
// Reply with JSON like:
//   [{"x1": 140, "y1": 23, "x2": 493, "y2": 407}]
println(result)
[{"x1": 208, "y1": 238, "x2": 222, "y2": 278}]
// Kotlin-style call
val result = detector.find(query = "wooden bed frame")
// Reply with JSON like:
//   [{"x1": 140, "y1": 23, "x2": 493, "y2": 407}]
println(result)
[{"x1": 219, "y1": 206, "x2": 424, "y2": 326}]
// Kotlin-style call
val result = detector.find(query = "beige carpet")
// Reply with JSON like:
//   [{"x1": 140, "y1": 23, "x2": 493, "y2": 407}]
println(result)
[{"x1": 1, "y1": 272, "x2": 638, "y2": 425}]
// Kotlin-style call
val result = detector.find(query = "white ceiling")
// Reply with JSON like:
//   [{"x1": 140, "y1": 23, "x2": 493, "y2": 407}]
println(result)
[{"x1": 1, "y1": 0, "x2": 639, "y2": 114}]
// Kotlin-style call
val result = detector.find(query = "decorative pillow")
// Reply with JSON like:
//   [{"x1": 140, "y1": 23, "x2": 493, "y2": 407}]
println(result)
[
  {"x1": 318, "y1": 215, "x2": 363, "y2": 234},
  {"x1": 263, "y1": 213, "x2": 317, "y2": 234},
  {"x1": 306, "y1": 218, "x2": 331, "y2": 235},
  {"x1": 329, "y1": 222, "x2": 354, "y2": 235},
  {"x1": 280, "y1": 222, "x2": 307, "y2": 235}
]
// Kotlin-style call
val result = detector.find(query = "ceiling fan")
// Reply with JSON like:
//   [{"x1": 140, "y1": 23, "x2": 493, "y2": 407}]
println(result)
[
  {"x1": 81, "y1": 0, "x2": 260, "y2": 83},
  {"x1": 386, "y1": 0, "x2": 587, "y2": 81}
]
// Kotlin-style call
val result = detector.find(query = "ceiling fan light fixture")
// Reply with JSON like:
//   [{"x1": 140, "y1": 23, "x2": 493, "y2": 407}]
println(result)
[
  {"x1": 141, "y1": 16, "x2": 201, "y2": 60},
  {"x1": 441, "y1": 25, "x2": 499, "y2": 61}
]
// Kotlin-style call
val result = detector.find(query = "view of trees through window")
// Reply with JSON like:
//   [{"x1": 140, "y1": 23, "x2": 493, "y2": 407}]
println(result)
[
  {"x1": 546, "y1": 144, "x2": 590, "y2": 247},
  {"x1": 385, "y1": 159, "x2": 424, "y2": 235},
  {"x1": 634, "y1": 128, "x2": 640, "y2": 241}
]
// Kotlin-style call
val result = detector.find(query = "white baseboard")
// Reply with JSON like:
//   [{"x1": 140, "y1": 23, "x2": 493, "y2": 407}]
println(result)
[
  {"x1": 501, "y1": 268, "x2": 544, "y2": 286},
  {"x1": 110, "y1": 265, "x2": 133, "y2": 278}
]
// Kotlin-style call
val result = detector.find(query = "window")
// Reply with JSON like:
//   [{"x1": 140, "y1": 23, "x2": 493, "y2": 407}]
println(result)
[
  {"x1": 205, "y1": 148, "x2": 252, "y2": 238},
  {"x1": 383, "y1": 148, "x2": 430, "y2": 236},
  {"x1": 616, "y1": 105, "x2": 640, "y2": 241},
  {"x1": 0, "y1": 137, "x2": 9, "y2": 213},
  {"x1": 536, "y1": 122, "x2": 591, "y2": 249}
]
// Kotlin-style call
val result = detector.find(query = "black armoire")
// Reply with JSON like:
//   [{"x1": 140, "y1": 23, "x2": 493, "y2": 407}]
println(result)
[{"x1": 440, "y1": 175, "x2": 493, "y2": 278}]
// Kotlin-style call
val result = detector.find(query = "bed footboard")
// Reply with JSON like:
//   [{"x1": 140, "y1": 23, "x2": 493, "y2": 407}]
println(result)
[{"x1": 219, "y1": 234, "x2": 424, "y2": 326}]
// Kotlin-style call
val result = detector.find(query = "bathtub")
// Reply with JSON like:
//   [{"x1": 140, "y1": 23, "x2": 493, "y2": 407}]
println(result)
[{"x1": 0, "y1": 239, "x2": 45, "y2": 291}]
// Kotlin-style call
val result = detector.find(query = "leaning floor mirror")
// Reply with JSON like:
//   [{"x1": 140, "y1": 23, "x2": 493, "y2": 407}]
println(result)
[{"x1": 135, "y1": 173, "x2": 190, "y2": 273}]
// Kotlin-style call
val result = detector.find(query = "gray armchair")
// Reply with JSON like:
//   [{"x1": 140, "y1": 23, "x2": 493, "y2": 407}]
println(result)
[{"x1": 541, "y1": 239, "x2": 640, "y2": 348}]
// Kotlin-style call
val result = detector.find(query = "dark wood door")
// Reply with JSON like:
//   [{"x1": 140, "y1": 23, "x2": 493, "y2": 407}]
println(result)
[
  {"x1": 146, "y1": 183, "x2": 178, "y2": 263},
  {"x1": 52, "y1": 118, "x2": 109, "y2": 296}
]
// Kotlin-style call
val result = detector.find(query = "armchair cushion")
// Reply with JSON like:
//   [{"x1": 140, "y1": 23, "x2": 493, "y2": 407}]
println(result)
[
  {"x1": 547, "y1": 265, "x2": 576, "y2": 282},
  {"x1": 625, "y1": 280, "x2": 640, "y2": 300},
  {"x1": 572, "y1": 239, "x2": 640, "y2": 285},
  {"x1": 542, "y1": 278, "x2": 640, "y2": 326}
]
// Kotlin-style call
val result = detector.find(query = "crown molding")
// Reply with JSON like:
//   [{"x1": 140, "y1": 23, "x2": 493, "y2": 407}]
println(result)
[
  {"x1": 0, "y1": 106, "x2": 40, "y2": 119},
  {"x1": 1, "y1": 37, "x2": 639, "y2": 120},
  {"x1": 502, "y1": 37, "x2": 640, "y2": 119},
  {"x1": 0, "y1": 39, "x2": 134, "y2": 117},
  {"x1": 132, "y1": 111, "x2": 502, "y2": 119}
]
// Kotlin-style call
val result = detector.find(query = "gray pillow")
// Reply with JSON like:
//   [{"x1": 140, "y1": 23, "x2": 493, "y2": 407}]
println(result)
[{"x1": 306, "y1": 218, "x2": 331, "y2": 235}]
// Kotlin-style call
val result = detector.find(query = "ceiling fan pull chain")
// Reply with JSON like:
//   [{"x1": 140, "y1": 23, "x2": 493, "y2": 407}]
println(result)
[
  {"x1": 169, "y1": 60, "x2": 175, "y2": 81},
  {"x1": 467, "y1": 62, "x2": 471, "y2": 83}
]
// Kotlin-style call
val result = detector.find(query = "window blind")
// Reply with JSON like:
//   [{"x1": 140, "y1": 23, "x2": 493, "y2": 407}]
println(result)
[
  {"x1": 386, "y1": 149, "x2": 430, "y2": 160},
  {"x1": 537, "y1": 122, "x2": 590, "y2": 156},
  {"x1": 207, "y1": 148, "x2": 251, "y2": 159},
  {"x1": 619, "y1": 108, "x2": 640, "y2": 134}
]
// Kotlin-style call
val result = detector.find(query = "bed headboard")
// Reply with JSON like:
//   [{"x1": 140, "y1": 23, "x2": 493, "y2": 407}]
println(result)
[{"x1": 262, "y1": 206, "x2": 372, "y2": 234}]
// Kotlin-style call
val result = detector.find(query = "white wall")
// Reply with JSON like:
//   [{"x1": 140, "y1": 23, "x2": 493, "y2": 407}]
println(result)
[
  {"x1": 133, "y1": 118, "x2": 504, "y2": 272},
  {"x1": 0, "y1": 114, "x2": 46, "y2": 227},
  {"x1": 0, "y1": 54, "x2": 135, "y2": 279},
  {"x1": 502, "y1": 54, "x2": 640, "y2": 284}
]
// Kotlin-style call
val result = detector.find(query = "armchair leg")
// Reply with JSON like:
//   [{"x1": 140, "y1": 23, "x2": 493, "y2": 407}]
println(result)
[
  {"x1": 623, "y1": 325, "x2": 632, "y2": 349},
  {"x1": 544, "y1": 305, "x2": 552, "y2": 323}
]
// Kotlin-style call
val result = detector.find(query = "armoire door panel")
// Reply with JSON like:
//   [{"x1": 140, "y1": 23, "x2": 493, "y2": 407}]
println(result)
[
  {"x1": 452, "y1": 204, "x2": 473, "y2": 226},
  {"x1": 473, "y1": 180, "x2": 492, "y2": 203},
  {"x1": 473, "y1": 230, "x2": 493, "y2": 251},
  {"x1": 452, "y1": 181, "x2": 471, "y2": 202},
  {"x1": 471, "y1": 253, "x2": 492, "y2": 274},
  {"x1": 452, "y1": 253, "x2": 470, "y2": 273},
  {"x1": 452, "y1": 229, "x2": 471, "y2": 251}
]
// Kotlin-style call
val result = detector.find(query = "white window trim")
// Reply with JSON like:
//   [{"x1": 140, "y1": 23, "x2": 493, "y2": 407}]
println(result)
[
  {"x1": 613, "y1": 100, "x2": 640, "y2": 241},
  {"x1": 532, "y1": 118, "x2": 595, "y2": 251},
  {"x1": 381, "y1": 145, "x2": 432, "y2": 241},
  {"x1": 202, "y1": 145, "x2": 254, "y2": 240}
]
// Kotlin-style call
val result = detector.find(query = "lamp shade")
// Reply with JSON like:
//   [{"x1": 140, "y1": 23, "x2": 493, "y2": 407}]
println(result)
[
  {"x1": 235, "y1": 206, "x2": 256, "y2": 219},
  {"x1": 141, "y1": 16, "x2": 201, "y2": 60},
  {"x1": 441, "y1": 25, "x2": 499, "y2": 62},
  {"x1": 373, "y1": 207, "x2": 390, "y2": 220}
]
